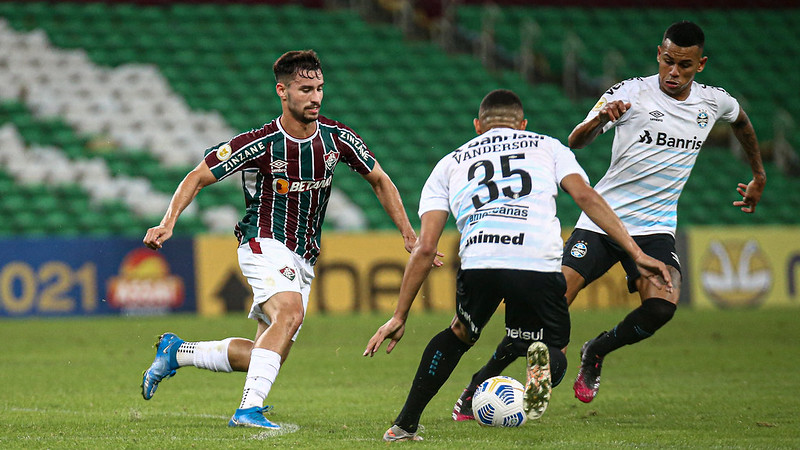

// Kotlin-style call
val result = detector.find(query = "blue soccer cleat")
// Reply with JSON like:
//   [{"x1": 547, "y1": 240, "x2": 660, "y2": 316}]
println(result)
[
  {"x1": 228, "y1": 406, "x2": 281, "y2": 429},
  {"x1": 141, "y1": 332, "x2": 183, "y2": 400}
]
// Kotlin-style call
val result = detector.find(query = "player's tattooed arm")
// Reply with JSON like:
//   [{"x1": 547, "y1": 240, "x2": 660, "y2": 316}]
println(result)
[{"x1": 731, "y1": 108, "x2": 766, "y2": 213}]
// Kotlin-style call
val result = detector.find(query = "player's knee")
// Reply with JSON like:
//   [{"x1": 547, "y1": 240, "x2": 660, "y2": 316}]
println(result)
[
  {"x1": 450, "y1": 320, "x2": 475, "y2": 345},
  {"x1": 641, "y1": 297, "x2": 677, "y2": 330},
  {"x1": 272, "y1": 301, "x2": 305, "y2": 334}
]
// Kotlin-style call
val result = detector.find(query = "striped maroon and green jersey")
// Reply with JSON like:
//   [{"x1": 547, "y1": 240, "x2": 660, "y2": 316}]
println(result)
[{"x1": 204, "y1": 115, "x2": 376, "y2": 265}]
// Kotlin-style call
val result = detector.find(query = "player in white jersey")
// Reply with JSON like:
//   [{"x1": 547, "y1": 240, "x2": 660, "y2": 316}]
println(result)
[
  {"x1": 363, "y1": 89, "x2": 672, "y2": 441},
  {"x1": 452, "y1": 22, "x2": 766, "y2": 414}
]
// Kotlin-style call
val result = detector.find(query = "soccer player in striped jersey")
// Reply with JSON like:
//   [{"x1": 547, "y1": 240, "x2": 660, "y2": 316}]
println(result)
[
  {"x1": 364, "y1": 89, "x2": 671, "y2": 441},
  {"x1": 141, "y1": 50, "x2": 424, "y2": 429},
  {"x1": 452, "y1": 21, "x2": 766, "y2": 417}
]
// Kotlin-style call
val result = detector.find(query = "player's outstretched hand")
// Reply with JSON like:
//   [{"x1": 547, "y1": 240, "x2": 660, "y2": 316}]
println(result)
[
  {"x1": 634, "y1": 253, "x2": 673, "y2": 294},
  {"x1": 143, "y1": 225, "x2": 173, "y2": 250},
  {"x1": 733, "y1": 177, "x2": 765, "y2": 213},
  {"x1": 598, "y1": 100, "x2": 632, "y2": 124},
  {"x1": 363, "y1": 317, "x2": 406, "y2": 357}
]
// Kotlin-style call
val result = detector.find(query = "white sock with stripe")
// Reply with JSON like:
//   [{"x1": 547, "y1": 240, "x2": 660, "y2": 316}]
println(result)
[
  {"x1": 175, "y1": 339, "x2": 233, "y2": 372},
  {"x1": 239, "y1": 348, "x2": 281, "y2": 409}
]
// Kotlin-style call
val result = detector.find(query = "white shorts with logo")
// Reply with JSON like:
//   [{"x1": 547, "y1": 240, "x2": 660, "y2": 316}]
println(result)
[{"x1": 237, "y1": 237, "x2": 315, "y2": 341}]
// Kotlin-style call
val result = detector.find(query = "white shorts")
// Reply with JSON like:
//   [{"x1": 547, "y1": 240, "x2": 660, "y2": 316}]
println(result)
[{"x1": 237, "y1": 237, "x2": 315, "y2": 341}]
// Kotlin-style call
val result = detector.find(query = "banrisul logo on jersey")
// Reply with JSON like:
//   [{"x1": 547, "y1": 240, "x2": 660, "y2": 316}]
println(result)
[{"x1": 638, "y1": 129, "x2": 703, "y2": 150}]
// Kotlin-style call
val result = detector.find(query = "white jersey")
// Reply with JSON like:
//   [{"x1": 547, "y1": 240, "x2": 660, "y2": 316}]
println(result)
[
  {"x1": 574, "y1": 75, "x2": 740, "y2": 237},
  {"x1": 419, "y1": 127, "x2": 588, "y2": 272}
]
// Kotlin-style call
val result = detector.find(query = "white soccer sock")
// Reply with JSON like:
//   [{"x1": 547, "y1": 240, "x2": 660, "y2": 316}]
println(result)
[
  {"x1": 239, "y1": 348, "x2": 281, "y2": 409},
  {"x1": 175, "y1": 339, "x2": 233, "y2": 372}
]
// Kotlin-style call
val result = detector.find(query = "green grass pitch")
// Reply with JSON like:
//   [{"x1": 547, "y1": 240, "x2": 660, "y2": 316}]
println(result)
[{"x1": 1, "y1": 308, "x2": 797, "y2": 448}]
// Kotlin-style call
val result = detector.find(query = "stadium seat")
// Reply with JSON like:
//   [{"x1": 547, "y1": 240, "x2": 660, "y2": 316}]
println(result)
[{"x1": 0, "y1": 1, "x2": 798, "y2": 237}]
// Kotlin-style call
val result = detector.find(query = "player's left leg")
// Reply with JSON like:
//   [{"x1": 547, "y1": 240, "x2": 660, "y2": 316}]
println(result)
[
  {"x1": 575, "y1": 234, "x2": 681, "y2": 403},
  {"x1": 228, "y1": 238, "x2": 313, "y2": 429},
  {"x1": 389, "y1": 269, "x2": 501, "y2": 439},
  {"x1": 141, "y1": 335, "x2": 257, "y2": 400}
]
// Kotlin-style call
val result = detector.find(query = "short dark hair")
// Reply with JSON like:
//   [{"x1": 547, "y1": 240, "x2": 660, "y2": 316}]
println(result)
[
  {"x1": 273, "y1": 50, "x2": 322, "y2": 84},
  {"x1": 663, "y1": 21, "x2": 705, "y2": 50},
  {"x1": 479, "y1": 89, "x2": 524, "y2": 122}
]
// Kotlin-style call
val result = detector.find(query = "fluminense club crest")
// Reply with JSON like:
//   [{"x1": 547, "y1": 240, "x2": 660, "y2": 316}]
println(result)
[{"x1": 279, "y1": 266, "x2": 296, "y2": 281}]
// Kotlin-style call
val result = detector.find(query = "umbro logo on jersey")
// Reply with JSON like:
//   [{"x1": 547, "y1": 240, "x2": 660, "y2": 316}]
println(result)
[
  {"x1": 639, "y1": 130, "x2": 653, "y2": 144},
  {"x1": 270, "y1": 160, "x2": 288, "y2": 173},
  {"x1": 649, "y1": 110, "x2": 664, "y2": 122}
]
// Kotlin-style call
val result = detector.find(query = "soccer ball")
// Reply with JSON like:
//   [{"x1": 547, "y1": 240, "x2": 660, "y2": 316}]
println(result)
[{"x1": 472, "y1": 376, "x2": 527, "y2": 427}]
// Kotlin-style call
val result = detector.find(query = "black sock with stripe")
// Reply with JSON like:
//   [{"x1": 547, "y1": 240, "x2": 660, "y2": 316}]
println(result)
[{"x1": 394, "y1": 328, "x2": 471, "y2": 433}]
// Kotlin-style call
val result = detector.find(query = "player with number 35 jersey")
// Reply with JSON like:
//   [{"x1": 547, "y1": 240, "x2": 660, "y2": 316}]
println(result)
[{"x1": 420, "y1": 128, "x2": 587, "y2": 272}]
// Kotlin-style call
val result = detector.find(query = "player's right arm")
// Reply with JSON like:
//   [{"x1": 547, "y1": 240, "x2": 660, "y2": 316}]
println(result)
[
  {"x1": 560, "y1": 173, "x2": 672, "y2": 292},
  {"x1": 143, "y1": 161, "x2": 217, "y2": 250},
  {"x1": 568, "y1": 100, "x2": 632, "y2": 149},
  {"x1": 363, "y1": 209, "x2": 449, "y2": 357},
  {"x1": 730, "y1": 107, "x2": 767, "y2": 213}
]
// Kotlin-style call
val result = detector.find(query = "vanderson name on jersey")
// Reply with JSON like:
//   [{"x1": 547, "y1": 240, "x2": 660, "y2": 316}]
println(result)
[
  {"x1": 419, "y1": 127, "x2": 588, "y2": 272},
  {"x1": 574, "y1": 74, "x2": 740, "y2": 237}
]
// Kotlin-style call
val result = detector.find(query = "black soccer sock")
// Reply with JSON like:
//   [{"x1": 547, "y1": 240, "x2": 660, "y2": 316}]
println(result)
[
  {"x1": 394, "y1": 328, "x2": 472, "y2": 433},
  {"x1": 548, "y1": 345, "x2": 567, "y2": 387},
  {"x1": 590, "y1": 298, "x2": 677, "y2": 357},
  {"x1": 466, "y1": 337, "x2": 521, "y2": 394}
]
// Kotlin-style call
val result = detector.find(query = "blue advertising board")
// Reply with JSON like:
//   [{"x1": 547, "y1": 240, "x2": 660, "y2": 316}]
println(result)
[{"x1": 0, "y1": 237, "x2": 196, "y2": 317}]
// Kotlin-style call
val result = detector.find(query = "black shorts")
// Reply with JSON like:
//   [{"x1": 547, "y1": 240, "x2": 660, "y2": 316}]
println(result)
[
  {"x1": 455, "y1": 269, "x2": 570, "y2": 349},
  {"x1": 562, "y1": 229, "x2": 681, "y2": 293}
]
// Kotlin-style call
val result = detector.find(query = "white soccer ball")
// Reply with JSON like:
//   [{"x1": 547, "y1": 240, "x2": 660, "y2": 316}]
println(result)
[{"x1": 472, "y1": 375, "x2": 527, "y2": 427}]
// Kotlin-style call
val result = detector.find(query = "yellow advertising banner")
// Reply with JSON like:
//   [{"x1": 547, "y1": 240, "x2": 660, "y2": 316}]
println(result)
[
  {"x1": 194, "y1": 230, "x2": 647, "y2": 316},
  {"x1": 194, "y1": 232, "x2": 460, "y2": 316},
  {"x1": 689, "y1": 226, "x2": 800, "y2": 309}
]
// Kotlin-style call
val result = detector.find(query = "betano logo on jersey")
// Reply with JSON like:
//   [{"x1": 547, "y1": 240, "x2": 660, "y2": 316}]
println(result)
[
  {"x1": 700, "y1": 239, "x2": 771, "y2": 308},
  {"x1": 272, "y1": 177, "x2": 333, "y2": 195},
  {"x1": 106, "y1": 248, "x2": 185, "y2": 311},
  {"x1": 638, "y1": 130, "x2": 703, "y2": 150}
]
